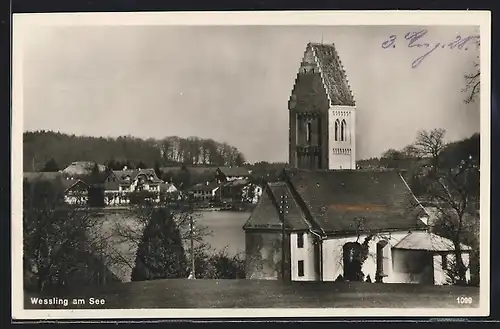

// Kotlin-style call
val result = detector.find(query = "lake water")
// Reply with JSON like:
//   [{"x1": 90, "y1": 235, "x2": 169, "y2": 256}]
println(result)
[
  {"x1": 194, "y1": 210, "x2": 251, "y2": 256},
  {"x1": 98, "y1": 209, "x2": 251, "y2": 260}
]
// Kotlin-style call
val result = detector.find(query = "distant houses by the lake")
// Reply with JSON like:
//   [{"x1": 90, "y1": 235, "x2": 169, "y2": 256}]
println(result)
[{"x1": 23, "y1": 161, "x2": 263, "y2": 209}]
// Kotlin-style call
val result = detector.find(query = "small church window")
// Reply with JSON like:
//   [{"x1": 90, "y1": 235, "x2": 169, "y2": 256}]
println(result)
[
  {"x1": 341, "y1": 120, "x2": 347, "y2": 142},
  {"x1": 442, "y1": 254, "x2": 448, "y2": 271},
  {"x1": 334, "y1": 119, "x2": 340, "y2": 141},
  {"x1": 306, "y1": 122, "x2": 312, "y2": 144},
  {"x1": 297, "y1": 233, "x2": 304, "y2": 248},
  {"x1": 298, "y1": 260, "x2": 305, "y2": 277}
]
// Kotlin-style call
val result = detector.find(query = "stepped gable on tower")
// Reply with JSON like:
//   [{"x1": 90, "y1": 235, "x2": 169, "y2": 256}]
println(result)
[
  {"x1": 307, "y1": 43, "x2": 355, "y2": 106},
  {"x1": 288, "y1": 42, "x2": 357, "y2": 170},
  {"x1": 289, "y1": 42, "x2": 356, "y2": 109}
]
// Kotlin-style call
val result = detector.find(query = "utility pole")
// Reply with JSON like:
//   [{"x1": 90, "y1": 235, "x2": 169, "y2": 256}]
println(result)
[
  {"x1": 279, "y1": 194, "x2": 289, "y2": 281},
  {"x1": 189, "y1": 213, "x2": 196, "y2": 279}
]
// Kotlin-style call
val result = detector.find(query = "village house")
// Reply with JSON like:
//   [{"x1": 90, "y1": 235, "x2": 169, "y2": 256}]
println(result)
[
  {"x1": 188, "y1": 182, "x2": 220, "y2": 202},
  {"x1": 103, "y1": 167, "x2": 167, "y2": 205},
  {"x1": 62, "y1": 178, "x2": 89, "y2": 205},
  {"x1": 23, "y1": 172, "x2": 90, "y2": 206},
  {"x1": 242, "y1": 42, "x2": 472, "y2": 285},
  {"x1": 215, "y1": 167, "x2": 251, "y2": 183},
  {"x1": 218, "y1": 179, "x2": 262, "y2": 204}
]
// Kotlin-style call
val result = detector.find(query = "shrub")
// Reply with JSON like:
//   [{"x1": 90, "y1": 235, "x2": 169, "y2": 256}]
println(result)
[{"x1": 194, "y1": 248, "x2": 246, "y2": 279}]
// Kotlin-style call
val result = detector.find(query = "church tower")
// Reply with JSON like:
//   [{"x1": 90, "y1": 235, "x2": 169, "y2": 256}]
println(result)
[{"x1": 288, "y1": 42, "x2": 356, "y2": 170}]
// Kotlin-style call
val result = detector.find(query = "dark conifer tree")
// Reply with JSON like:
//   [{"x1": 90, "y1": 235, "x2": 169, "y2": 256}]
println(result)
[
  {"x1": 40, "y1": 158, "x2": 60, "y2": 172},
  {"x1": 131, "y1": 208, "x2": 188, "y2": 281}
]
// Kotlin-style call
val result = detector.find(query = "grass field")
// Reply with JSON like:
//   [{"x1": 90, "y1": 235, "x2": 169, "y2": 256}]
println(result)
[{"x1": 25, "y1": 280, "x2": 479, "y2": 309}]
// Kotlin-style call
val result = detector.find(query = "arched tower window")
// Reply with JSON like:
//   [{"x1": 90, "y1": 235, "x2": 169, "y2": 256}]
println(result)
[
  {"x1": 334, "y1": 119, "x2": 340, "y2": 141},
  {"x1": 341, "y1": 119, "x2": 347, "y2": 142},
  {"x1": 306, "y1": 121, "x2": 312, "y2": 144}
]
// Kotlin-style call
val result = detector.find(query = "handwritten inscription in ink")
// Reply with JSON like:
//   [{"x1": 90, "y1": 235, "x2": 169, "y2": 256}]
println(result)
[{"x1": 381, "y1": 30, "x2": 480, "y2": 68}]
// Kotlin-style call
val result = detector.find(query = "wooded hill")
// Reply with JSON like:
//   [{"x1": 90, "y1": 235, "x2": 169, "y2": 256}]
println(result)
[{"x1": 23, "y1": 131, "x2": 247, "y2": 172}]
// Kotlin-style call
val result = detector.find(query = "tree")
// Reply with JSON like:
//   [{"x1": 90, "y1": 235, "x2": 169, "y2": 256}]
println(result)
[
  {"x1": 463, "y1": 38, "x2": 480, "y2": 104},
  {"x1": 86, "y1": 162, "x2": 105, "y2": 207},
  {"x1": 414, "y1": 128, "x2": 447, "y2": 168},
  {"x1": 380, "y1": 149, "x2": 406, "y2": 169},
  {"x1": 137, "y1": 161, "x2": 148, "y2": 169},
  {"x1": 234, "y1": 153, "x2": 246, "y2": 167},
  {"x1": 130, "y1": 208, "x2": 188, "y2": 281},
  {"x1": 40, "y1": 158, "x2": 60, "y2": 172},
  {"x1": 154, "y1": 162, "x2": 162, "y2": 180},
  {"x1": 89, "y1": 162, "x2": 101, "y2": 183},
  {"x1": 112, "y1": 196, "x2": 249, "y2": 281},
  {"x1": 401, "y1": 145, "x2": 420, "y2": 159},
  {"x1": 174, "y1": 165, "x2": 192, "y2": 190},
  {"x1": 23, "y1": 179, "x2": 112, "y2": 292},
  {"x1": 410, "y1": 129, "x2": 479, "y2": 285}
]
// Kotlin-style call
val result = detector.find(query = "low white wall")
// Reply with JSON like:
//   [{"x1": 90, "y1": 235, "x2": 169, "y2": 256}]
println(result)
[
  {"x1": 290, "y1": 232, "x2": 317, "y2": 281},
  {"x1": 322, "y1": 231, "x2": 410, "y2": 282}
]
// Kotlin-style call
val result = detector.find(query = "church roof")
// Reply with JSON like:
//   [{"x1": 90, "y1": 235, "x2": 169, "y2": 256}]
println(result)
[
  {"x1": 308, "y1": 42, "x2": 356, "y2": 107},
  {"x1": 244, "y1": 169, "x2": 427, "y2": 234},
  {"x1": 284, "y1": 169, "x2": 425, "y2": 234},
  {"x1": 243, "y1": 182, "x2": 310, "y2": 231},
  {"x1": 393, "y1": 231, "x2": 472, "y2": 252},
  {"x1": 284, "y1": 169, "x2": 426, "y2": 234}
]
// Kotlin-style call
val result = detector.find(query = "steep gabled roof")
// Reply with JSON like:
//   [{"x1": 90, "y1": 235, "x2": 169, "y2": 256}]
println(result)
[
  {"x1": 62, "y1": 178, "x2": 89, "y2": 192},
  {"x1": 284, "y1": 169, "x2": 426, "y2": 234},
  {"x1": 160, "y1": 182, "x2": 177, "y2": 192},
  {"x1": 222, "y1": 178, "x2": 249, "y2": 188},
  {"x1": 190, "y1": 182, "x2": 220, "y2": 192},
  {"x1": 243, "y1": 182, "x2": 310, "y2": 231},
  {"x1": 306, "y1": 42, "x2": 355, "y2": 107},
  {"x1": 112, "y1": 168, "x2": 163, "y2": 184}
]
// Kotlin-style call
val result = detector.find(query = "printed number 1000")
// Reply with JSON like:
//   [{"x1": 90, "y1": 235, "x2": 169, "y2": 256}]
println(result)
[{"x1": 456, "y1": 296, "x2": 473, "y2": 304}]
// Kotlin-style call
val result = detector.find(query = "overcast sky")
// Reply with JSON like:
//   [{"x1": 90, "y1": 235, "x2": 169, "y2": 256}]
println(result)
[{"x1": 21, "y1": 25, "x2": 480, "y2": 163}]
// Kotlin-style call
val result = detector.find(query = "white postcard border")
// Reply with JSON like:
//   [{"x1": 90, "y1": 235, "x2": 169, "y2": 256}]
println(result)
[{"x1": 11, "y1": 10, "x2": 491, "y2": 320}]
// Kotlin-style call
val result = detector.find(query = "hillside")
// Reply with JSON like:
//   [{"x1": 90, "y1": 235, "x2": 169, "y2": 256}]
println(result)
[{"x1": 23, "y1": 131, "x2": 246, "y2": 172}]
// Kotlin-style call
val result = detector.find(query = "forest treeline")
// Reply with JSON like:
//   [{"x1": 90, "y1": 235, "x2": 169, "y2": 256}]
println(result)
[{"x1": 23, "y1": 131, "x2": 247, "y2": 171}]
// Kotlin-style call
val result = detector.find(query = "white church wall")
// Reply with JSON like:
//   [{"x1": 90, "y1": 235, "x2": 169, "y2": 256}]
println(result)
[
  {"x1": 290, "y1": 232, "x2": 317, "y2": 281},
  {"x1": 328, "y1": 106, "x2": 356, "y2": 170},
  {"x1": 321, "y1": 231, "x2": 409, "y2": 282}
]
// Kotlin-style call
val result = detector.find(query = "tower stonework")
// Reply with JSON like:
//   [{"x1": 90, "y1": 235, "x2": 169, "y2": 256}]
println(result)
[{"x1": 288, "y1": 43, "x2": 356, "y2": 170}]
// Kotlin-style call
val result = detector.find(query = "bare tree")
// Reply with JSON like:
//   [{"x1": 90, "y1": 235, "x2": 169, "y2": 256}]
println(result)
[
  {"x1": 410, "y1": 129, "x2": 479, "y2": 284},
  {"x1": 23, "y1": 179, "x2": 113, "y2": 292},
  {"x1": 414, "y1": 128, "x2": 447, "y2": 167},
  {"x1": 463, "y1": 38, "x2": 481, "y2": 104},
  {"x1": 463, "y1": 62, "x2": 480, "y2": 104}
]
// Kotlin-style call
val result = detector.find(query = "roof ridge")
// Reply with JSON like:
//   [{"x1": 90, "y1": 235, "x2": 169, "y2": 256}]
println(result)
[
  {"x1": 284, "y1": 182, "x2": 317, "y2": 234},
  {"x1": 308, "y1": 42, "x2": 356, "y2": 107},
  {"x1": 310, "y1": 44, "x2": 334, "y2": 107}
]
